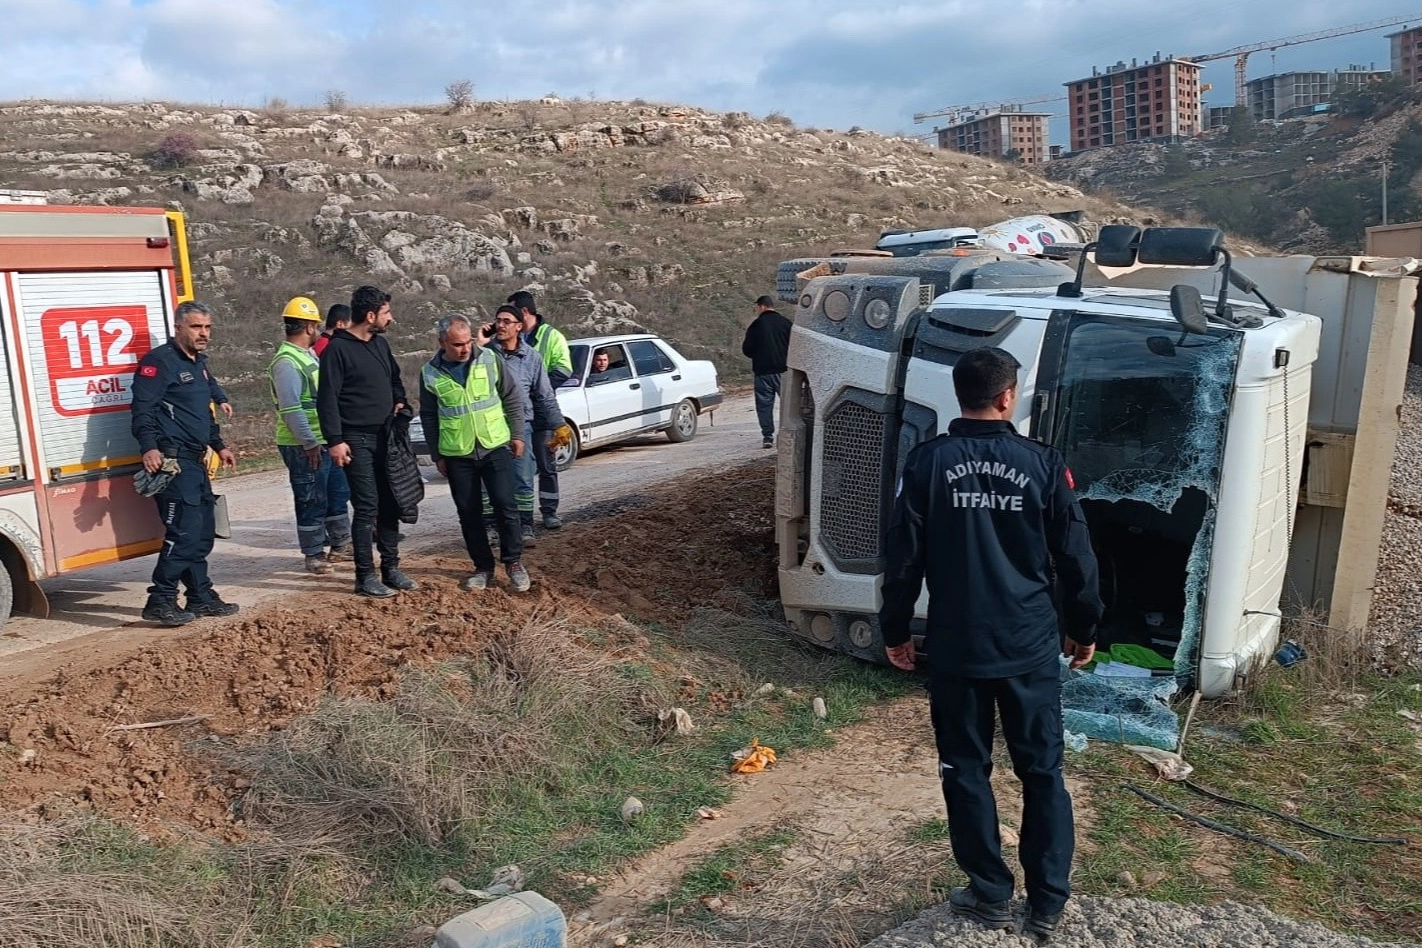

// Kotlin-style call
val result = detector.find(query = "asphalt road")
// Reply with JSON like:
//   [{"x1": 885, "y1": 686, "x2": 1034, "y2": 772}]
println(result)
[{"x1": 0, "y1": 394, "x2": 763, "y2": 674}]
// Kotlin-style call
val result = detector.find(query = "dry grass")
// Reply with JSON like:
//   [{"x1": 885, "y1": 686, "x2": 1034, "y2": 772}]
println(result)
[
  {"x1": 233, "y1": 612, "x2": 659, "y2": 846},
  {"x1": 0, "y1": 817, "x2": 228, "y2": 948}
]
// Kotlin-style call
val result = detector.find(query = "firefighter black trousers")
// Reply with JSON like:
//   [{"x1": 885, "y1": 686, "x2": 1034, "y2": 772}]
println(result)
[
  {"x1": 928, "y1": 659, "x2": 1074, "y2": 915},
  {"x1": 147, "y1": 459, "x2": 217, "y2": 606}
]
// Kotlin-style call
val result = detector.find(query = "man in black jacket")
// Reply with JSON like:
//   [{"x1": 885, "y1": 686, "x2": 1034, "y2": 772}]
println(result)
[
  {"x1": 741, "y1": 295, "x2": 792, "y2": 449},
  {"x1": 878, "y1": 346, "x2": 1102, "y2": 941},
  {"x1": 317, "y1": 285, "x2": 418, "y2": 599}
]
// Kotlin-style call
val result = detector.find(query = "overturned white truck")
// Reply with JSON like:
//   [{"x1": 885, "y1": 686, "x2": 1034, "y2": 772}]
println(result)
[{"x1": 774, "y1": 226, "x2": 1415, "y2": 697}]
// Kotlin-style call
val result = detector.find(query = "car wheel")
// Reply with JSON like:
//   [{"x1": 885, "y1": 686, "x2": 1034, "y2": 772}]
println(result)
[
  {"x1": 553, "y1": 427, "x2": 580, "y2": 472},
  {"x1": 666, "y1": 399, "x2": 698, "y2": 443}
]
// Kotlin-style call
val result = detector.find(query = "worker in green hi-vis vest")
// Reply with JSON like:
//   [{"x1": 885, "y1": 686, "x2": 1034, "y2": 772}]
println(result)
[
  {"x1": 268, "y1": 296, "x2": 352, "y2": 575},
  {"x1": 508, "y1": 290, "x2": 573, "y2": 530}
]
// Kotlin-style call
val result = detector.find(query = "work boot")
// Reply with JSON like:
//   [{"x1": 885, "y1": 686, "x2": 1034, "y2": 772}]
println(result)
[
  {"x1": 304, "y1": 554, "x2": 332, "y2": 575},
  {"x1": 356, "y1": 575, "x2": 396, "y2": 598},
  {"x1": 542, "y1": 514, "x2": 563, "y2": 530},
  {"x1": 762, "y1": 435, "x2": 774, "y2": 449},
  {"x1": 1022, "y1": 907, "x2": 1063, "y2": 942},
  {"x1": 186, "y1": 596, "x2": 240, "y2": 618},
  {"x1": 141, "y1": 599, "x2": 197, "y2": 627},
  {"x1": 521, "y1": 523, "x2": 538, "y2": 548},
  {"x1": 948, "y1": 886, "x2": 1013, "y2": 930},
  {"x1": 326, "y1": 544, "x2": 351, "y2": 563},
  {"x1": 507, "y1": 561, "x2": 532, "y2": 593},
  {"x1": 382, "y1": 568, "x2": 419, "y2": 592},
  {"x1": 461, "y1": 571, "x2": 493, "y2": 592}
]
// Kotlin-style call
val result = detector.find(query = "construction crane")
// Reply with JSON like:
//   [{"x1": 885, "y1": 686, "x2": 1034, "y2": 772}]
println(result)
[
  {"x1": 913, "y1": 93, "x2": 1064, "y2": 125},
  {"x1": 1189, "y1": 15, "x2": 1418, "y2": 108}
]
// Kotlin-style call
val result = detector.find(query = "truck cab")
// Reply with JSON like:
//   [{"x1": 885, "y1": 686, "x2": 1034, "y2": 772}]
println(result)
[{"x1": 775, "y1": 226, "x2": 1326, "y2": 696}]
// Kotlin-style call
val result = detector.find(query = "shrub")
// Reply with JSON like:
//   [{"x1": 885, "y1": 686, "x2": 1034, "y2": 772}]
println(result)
[
  {"x1": 764, "y1": 110, "x2": 795, "y2": 128},
  {"x1": 466, "y1": 182, "x2": 498, "y2": 202},
  {"x1": 324, "y1": 89, "x2": 348, "y2": 113},
  {"x1": 148, "y1": 131, "x2": 200, "y2": 169},
  {"x1": 445, "y1": 79, "x2": 475, "y2": 112}
]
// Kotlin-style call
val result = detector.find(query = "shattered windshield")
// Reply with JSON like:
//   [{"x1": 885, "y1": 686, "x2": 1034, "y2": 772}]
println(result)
[
  {"x1": 1049, "y1": 315, "x2": 1242, "y2": 690},
  {"x1": 1051, "y1": 319, "x2": 1241, "y2": 506}
]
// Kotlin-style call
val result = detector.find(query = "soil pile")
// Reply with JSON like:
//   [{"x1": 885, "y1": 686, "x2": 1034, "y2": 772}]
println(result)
[{"x1": 0, "y1": 461, "x2": 776, "y2": 836}]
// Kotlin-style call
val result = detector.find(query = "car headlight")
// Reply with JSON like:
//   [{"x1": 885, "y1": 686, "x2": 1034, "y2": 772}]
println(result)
[{"x1": 863, "y1": 298, "x2": 892, "y2": 330}]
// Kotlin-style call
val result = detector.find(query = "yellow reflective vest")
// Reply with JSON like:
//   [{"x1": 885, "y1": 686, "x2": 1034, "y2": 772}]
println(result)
[
  {"x1": 420, "y1": 348, "x2": 511, "y2": 457},
  {"x1": 268, "y1": 341, "x2": 323, "y2": 448}
]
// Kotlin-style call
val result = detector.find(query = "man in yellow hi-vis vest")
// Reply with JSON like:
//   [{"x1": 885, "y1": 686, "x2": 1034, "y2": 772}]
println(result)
[
  {"x1": 418, "y1": 312, "x2": 530, "y2": 592},
  {"x1": 269, "y1": 296, "x2": 352, "y2": 575}
]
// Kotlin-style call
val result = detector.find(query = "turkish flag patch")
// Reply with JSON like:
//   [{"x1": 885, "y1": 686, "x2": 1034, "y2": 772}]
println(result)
[
  {"x1": 140, "y1": 365, "x2": 158, "y2": 377},
  {"x1": 1064, "y1": 467, "x2": 1075, "y2": 489}
]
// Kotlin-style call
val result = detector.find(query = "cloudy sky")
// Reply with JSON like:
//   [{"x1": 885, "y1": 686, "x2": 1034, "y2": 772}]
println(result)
[{"x1": 0, "y1": 0, "x2": 1417, "y2": 142}]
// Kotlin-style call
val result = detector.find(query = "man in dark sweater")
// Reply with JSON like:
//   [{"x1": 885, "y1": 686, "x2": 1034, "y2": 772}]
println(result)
[
  {"x1": 317, "y1": 285, "x2": 417, "y2": 599},
  {"x1": 741, "y1": 295, "x2": 792, "y2": 449}
]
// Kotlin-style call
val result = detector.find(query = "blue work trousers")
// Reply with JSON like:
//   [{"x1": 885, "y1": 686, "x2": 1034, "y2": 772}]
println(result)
[
  {"x1": 481, "y1": 423, "x2": 536, "y2": 526},
  {"x1": 279, "y1": 444, "x2": 353, "y2": 556}
]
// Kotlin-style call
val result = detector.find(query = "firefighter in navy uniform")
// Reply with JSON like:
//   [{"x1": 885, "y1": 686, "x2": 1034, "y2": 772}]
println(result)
[
  {"x1": 131, "y1": 301, "x2": 239, "y2": 627},
  {"x1": 878, "y1": 346, "x2": 1102, "y2": 942}
]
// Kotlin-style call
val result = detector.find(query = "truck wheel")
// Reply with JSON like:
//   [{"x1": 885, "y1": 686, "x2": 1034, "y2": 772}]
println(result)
[
  {"x1": 553, "y1": 427, "x2": 579, "y2": 472},
  {"x1": 666, "y1": 399, "x2": 698, "y2": 443},
  {"x1": 0, "y1": 561, "x2": 13, "y2": 632}
]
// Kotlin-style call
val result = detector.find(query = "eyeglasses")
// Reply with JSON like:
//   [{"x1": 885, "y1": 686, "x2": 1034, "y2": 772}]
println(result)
[{"x1": 494, "y1": 318, "x2": 520, "y2": 326}]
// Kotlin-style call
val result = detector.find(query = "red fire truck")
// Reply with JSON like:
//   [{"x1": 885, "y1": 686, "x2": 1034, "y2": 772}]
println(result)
[{"x1": 0, "y1": 194, "x2": 195, "y2": 627}]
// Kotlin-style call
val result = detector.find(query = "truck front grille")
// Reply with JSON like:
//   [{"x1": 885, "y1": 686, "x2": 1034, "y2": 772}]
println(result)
[{"x1": 820, "y1": 401, "x2": 887, "y2": 562}]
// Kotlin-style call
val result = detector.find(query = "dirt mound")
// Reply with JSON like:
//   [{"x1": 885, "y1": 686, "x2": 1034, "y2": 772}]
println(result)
[{"x1": 0, "y1": 461, "x2": 776, "y2": 836}]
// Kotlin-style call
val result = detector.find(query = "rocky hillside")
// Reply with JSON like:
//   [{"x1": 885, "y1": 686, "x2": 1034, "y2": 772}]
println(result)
[
  {"x1": 0, "y1": 98, "x2": 1133, "y2": 423},
  {"x1": 1048, "y1": 88, "x2": 1422, "y2": 256}
]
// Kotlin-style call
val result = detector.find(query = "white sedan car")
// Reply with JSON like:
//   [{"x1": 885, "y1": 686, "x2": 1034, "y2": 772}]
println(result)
[
  {"x1": 553, "y1": 334, "x2": 721, "y2": 470},
  {"x1": 410, "y1": 334, "x2": 721, "y2": 472}
]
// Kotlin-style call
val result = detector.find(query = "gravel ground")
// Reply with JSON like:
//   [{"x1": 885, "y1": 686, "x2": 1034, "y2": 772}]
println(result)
[
  {"x1": 1369, "y1": 364, "x2": 1422, "y2": 668},
  {"x1": 866, "y1": 896, "x2": 1417, "y2": 948}
]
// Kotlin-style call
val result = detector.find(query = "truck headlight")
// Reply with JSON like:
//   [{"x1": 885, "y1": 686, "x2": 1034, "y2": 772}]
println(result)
[
  {"x1": 823, "y1": 290, "x2": 851, "y2": 322},
  {"x1": 863, "y1": 298, "x2": 892, "y2": 329}
]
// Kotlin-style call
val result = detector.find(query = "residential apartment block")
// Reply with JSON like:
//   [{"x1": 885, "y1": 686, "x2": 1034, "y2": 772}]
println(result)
[
  {"x1": 1246, "y1": 65, "x2": 1388, "y2": 121},
  {"x1": 934, "y1": 107, "x2": 1051, "y2": 165},
  {"x1": 1390, "y1": 25, "x2": 1422, "y2": 87},
  {"x1": 1065, "y1": 54, "x2": 1202, "y2": 152}
]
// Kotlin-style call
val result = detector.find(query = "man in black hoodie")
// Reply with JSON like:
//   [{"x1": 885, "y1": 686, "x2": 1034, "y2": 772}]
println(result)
[
  {"x1": 741, "y1": 295, "x2": 792, "y2": 449},
  {"x1": 317, "y1": 285, "x2": 418, "y2": 599}
]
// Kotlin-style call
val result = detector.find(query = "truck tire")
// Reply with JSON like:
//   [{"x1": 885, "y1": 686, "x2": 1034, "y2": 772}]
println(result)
[{"x1": 666, "y1": 399, "x2": 698, "y2": 443}]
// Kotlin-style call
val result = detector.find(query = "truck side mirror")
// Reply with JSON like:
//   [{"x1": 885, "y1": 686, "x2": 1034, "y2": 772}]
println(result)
[
  {"x1": 1093, "y1": 225, "x2": 1141, "y2": 268},
  {"x1": 1138, "y1": 227, "x2": 1223, "y2": 266},
  {"x1": 1170, "y1": 284, "x2": 1209, "y2": 335}
]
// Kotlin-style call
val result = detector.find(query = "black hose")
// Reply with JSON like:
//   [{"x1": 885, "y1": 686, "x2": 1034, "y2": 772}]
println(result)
[
  {"x1": 1182, "y1": 781, "x2": 1410, "y2": 846},
  {"x1": 1124, "y1": 784, "x2": 1313, "y2": 864}
]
